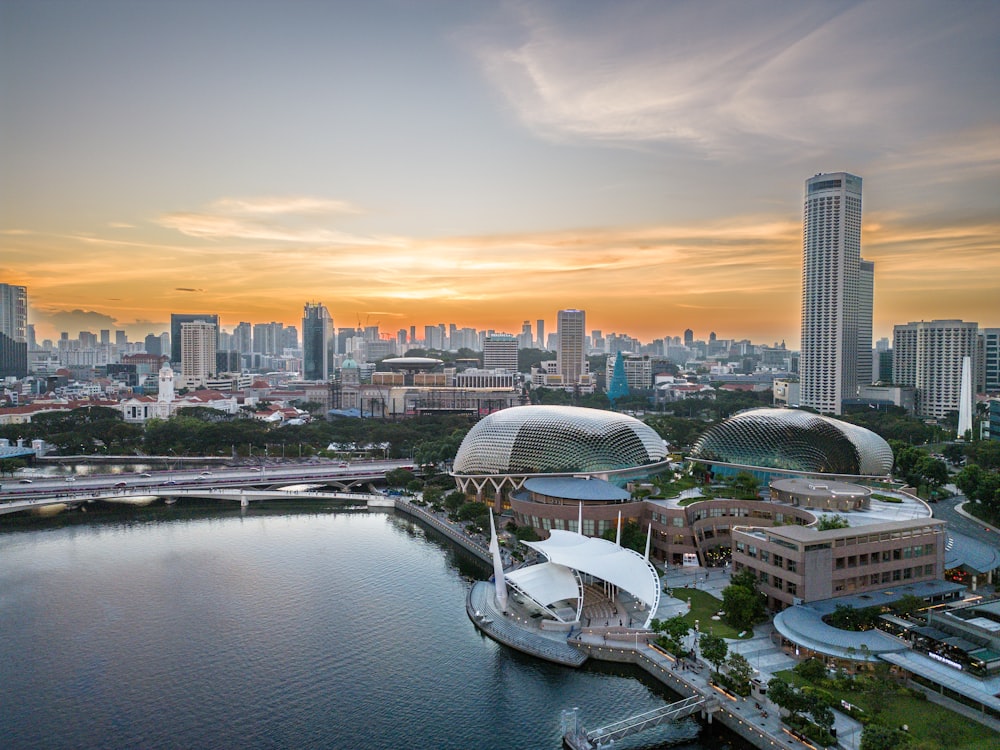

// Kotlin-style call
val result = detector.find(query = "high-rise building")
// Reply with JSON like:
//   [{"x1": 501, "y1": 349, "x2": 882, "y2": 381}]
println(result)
[
  {"x1": 519, "y1": 321, "x2": 533, "y2": 349},
  {"x1": 536, "y1": 319, "x2": 545, "y2": 350},
  {"x1": 144, "y1": 333, "x2": 162, "y2": 356},
  {"x1": 252, "y1": 322, "x2": 285, "y2": 356},
  {"x1": 557, "y1": 309, "x2": 586, "y2": 384},
  {"x1": 232, "y1": 322, "x2": 252, "y2": 354},
  {"x1": 180, "y1": 320, "x2": 217, "y2": 386},
  {"x1": 302, "y1": 302, "x2": 333, "y2": 381},
  {"x1": 893, "y1": 320, "x2": 979, "y2": 419},
  {"x1": 0, "y1": 283, "x2": 28, "y2": 378},
  {"x1": 858, "y1": 259, "x2": 874, "y2": 387},
  {"x1": 483, "y1": 334, "x2": 518, "y2": 372},
  {"x1": 800, "y1": 172, "x2": 865, "y2": 414},
  {"x1": 171, "y1": 313, "x2": 219, "y2": 364},
  {"x1": 982, "y1": 328, "x2": 1000, "y2": 394}
]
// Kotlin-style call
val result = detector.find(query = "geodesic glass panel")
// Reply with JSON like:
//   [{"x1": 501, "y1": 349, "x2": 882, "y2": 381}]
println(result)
[
  {"x1": 690, "y1": 408, "x2": 893, "y2": 476},
  {"x1": 453, "y1": 406, "x2": 666, "y2": 475}
]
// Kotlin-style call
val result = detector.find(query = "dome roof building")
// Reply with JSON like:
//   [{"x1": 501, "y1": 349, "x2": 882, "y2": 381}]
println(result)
[
  {"x1": 690, "y1": 407, "x2": 893, "y2": 477},
  {"x1": 452, "y1": 405, "x2": 668, "y2": 498}
]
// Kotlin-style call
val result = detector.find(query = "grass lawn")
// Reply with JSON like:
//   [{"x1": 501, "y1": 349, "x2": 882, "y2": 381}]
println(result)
[
  {"x1": 677, "y1": 496, "x2": 706, "y2": 506},
  {"x1": 668, "y1": 588, "x2": 751, "y2": 639},
  {"x1": 775, "y1": 670, "x2": 1000, "y2": 750}
]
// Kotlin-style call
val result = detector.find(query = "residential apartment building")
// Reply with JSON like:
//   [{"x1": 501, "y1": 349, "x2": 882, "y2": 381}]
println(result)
[
  {"x1": 170, "y1": 313, "x2": 218, "y2": 365},
  {"x1": 556, "y1": 309, "x2": 586, "y2": 385},
  {"x1": 893, "y1": 320, "x2": 980, "y2": 419},
  {"x1": 483, "y1": 334, "x2": 518, "y2": 372},
  {"x1": 179, "y1": 320, "x2": 217, "y2": 387}
]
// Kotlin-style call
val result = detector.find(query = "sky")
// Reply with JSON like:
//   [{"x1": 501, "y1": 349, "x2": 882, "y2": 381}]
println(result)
[{"x1": 1, "y1": 0, "x2": 998, "y2": 347}]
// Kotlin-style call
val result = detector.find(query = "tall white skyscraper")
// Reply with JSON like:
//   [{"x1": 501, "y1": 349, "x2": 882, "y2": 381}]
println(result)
[
  {"x1": 556, "y1": 309, "x2": 586, "y2": 384},
  {"x1": 800, "y1": 172, "x2": 864, "y2": 414}
]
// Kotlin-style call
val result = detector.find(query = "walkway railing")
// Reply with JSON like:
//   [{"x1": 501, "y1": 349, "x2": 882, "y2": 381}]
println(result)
[{"x1": 586, "y1": 694, "x2": 705, "y2": 745}]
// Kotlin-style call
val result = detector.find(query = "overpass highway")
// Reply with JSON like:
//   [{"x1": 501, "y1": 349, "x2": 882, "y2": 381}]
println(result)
[{"x1": 0, "y1": 459, "x2": 418, "y2": 515}]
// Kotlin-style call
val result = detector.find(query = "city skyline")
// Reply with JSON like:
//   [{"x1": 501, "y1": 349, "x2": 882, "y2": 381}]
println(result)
[{"x1": 2, "y1": 1, "x2": 998, "y2": 344}]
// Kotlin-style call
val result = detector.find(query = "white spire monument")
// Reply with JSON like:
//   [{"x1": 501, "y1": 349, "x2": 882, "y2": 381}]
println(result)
[
  {"x1": 958, "y1": 355, "x2": 973, "y2": 439},
  {"x1": 488, "y1": 509, "x2": 508, "y2": 613}
]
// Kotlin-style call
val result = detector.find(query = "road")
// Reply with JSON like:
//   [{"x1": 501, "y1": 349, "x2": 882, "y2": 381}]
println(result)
[
  {"x1": 932, "y1": 490, "x2": 999, "y2": 546},
  {"x1": 0, "y1": 458, "x2": 416, "y2": 502}
]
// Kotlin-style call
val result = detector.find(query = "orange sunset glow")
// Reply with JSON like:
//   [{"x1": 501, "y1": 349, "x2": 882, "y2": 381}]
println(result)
[{"x1": 2, "y1": 2, "x2": 997, "y2": 345}]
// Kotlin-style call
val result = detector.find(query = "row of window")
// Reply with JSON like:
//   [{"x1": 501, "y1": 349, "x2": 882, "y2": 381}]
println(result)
[
  {"x1": 834, "y1": 545, "x2": 934, "y2": 568},
  {"x1": 833, "y1": 565, "x2": 935, "y2": 592},
  {"x1": 735, "y1": 542, "x2": 799, "y2": 572}
]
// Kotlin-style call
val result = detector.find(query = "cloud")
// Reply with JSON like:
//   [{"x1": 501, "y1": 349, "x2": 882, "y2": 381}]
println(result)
[
  {"x1": 31, "y1": 307, "x2": 119, "y2": 334},
  {"x1": 211, "y1": 197, "x2": 361, "y2": 216},
  {"x1": 175, "y1": 287, "x2": 205, "y2": 293},
  {"x1": 156, "y1": 195, "x2": 398, "y2": 246},
  {"x1": 470, "y1": 1, "x2": 998, "y2": 158}
]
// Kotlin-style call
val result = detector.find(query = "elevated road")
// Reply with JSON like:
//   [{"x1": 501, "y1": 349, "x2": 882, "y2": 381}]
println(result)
[{"x1": 0, "y1": 459, "x2": 415, "y2": 516}]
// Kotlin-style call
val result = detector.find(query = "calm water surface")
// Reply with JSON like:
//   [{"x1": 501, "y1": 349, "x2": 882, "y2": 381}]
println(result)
[{"x1": 0, "y1": 505, "x2": 743, "y2": 749}]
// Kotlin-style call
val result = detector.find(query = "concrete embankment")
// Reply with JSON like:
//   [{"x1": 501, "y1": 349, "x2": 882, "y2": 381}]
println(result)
[{"x1": 391, "y1": 498, "x2": 492, "y2": 565}]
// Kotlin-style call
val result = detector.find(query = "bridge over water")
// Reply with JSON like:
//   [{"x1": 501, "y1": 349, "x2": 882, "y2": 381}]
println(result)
[
  {"x1": 0, "y1": 459, "x2": 414, "y2": 516},
  {"x1": 562, "y1": 694, "x2": 709, "y2": 749}
]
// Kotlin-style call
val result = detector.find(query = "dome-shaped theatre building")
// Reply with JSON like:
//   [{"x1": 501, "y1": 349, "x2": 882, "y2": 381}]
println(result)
[
  {"x1": 689, "y1": 407, "x2": 893, "y2": 480},
  {"x1": 452, "y1": 405, "x2": 669, "y2": 537}
]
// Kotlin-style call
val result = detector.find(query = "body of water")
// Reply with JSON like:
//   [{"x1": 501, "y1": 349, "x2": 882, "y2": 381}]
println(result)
[{"x1": 0, "y1": 504, "x2": 745, "y2": 749}]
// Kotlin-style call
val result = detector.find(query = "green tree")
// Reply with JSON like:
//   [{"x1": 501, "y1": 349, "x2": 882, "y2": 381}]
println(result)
[
  {"x1": 722, "y1": 585, "x2": 765, "y2": 632},
  {"x1": 817, "y1": 514, "x2": 850, "y2": 530},
  {"x1": 700, "y1": 632, "x2": 728, "y2": 673},
  {"x1": 601, "y1": 520, "x2": 647, "y2": 553},
  {"x1": 0, "y1": 458, "x2": 27, "y2": 476},
  {"x1": 456, "y1": 501, "x2": 489, "y2": 523},
  {"x1": 721, "y1": 569, "x2": 766, "y2": 632},
  {"x1": 915, "y1": 455, "x2": 949, "y2": 493},
  {"x1": 442, "y1": 491, "x2": 465, "y2": 513},
  {"x1": 725, "y1": 651, "x2": 754, "y2": 694},
  {"x1": 794, "y1": 657, "x2": 828, "y2": 682},
  {"x1": 802, "y1": 690, "x2": 835, "y2": 733},
  {"x1": 650, "y1": 615, "x2": 690, "y2": 657},
  {"x1": 767, "y1": 678, "x2": 808, "y2": 721},
  {"x1": 385, "y1": 468, "x2": 415, "y2": 486},
  {"x1": 729, "y1": 567, "x2": 759, "y2": 591},
  {"x1": 860, "y1": 724, "x2": 911, "y2": 750}
]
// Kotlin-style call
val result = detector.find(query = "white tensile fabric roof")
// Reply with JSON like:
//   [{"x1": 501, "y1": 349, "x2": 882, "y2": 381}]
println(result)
[
  {"x1": 523, "y1": 530, "x2": 659, "y2": 609},
  {"x1": 505, "y1": 562, "x2": 579, "y2": 607}
]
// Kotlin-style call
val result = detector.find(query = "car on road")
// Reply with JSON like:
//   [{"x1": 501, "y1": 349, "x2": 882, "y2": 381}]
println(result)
[
  {"x1": 65, "y1": 476, "x2": 76, "y2": 482},
  {"x1": 18, "y1": 478, "x2": 33, "y2": 484},
  {"x1": 139, "y1": 472, "x2": 152, "y2": 477},
  {"x1": 199, "y1": 471, "x2": 212, "y2": 477}
]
